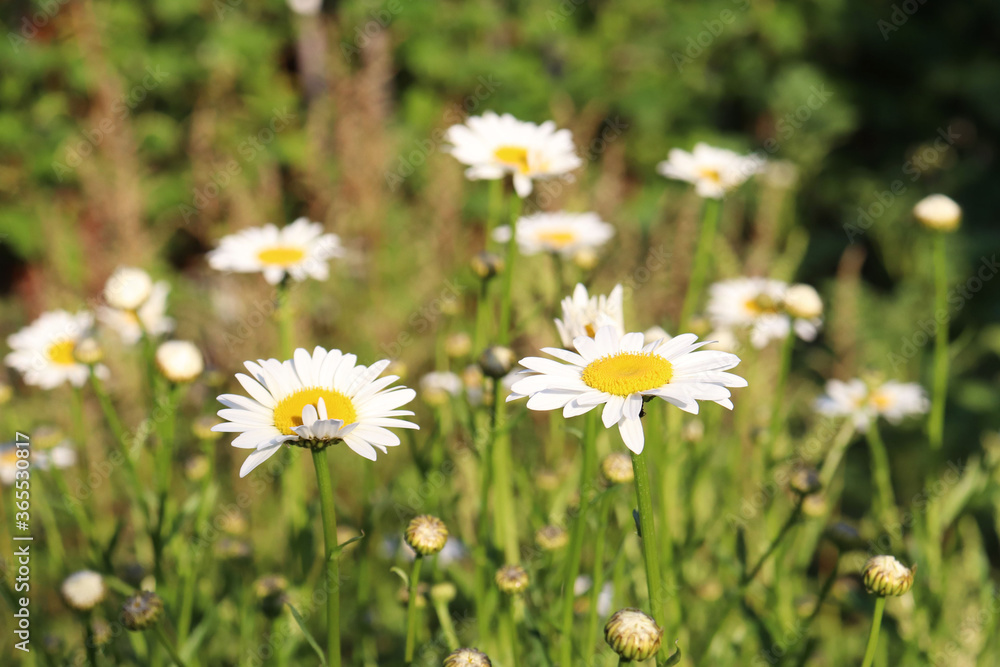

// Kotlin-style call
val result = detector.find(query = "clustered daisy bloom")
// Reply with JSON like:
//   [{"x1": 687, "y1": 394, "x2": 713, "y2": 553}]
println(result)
[
  {"x1": 508, "y1": 326, "x2": 747, "y2": 453},
  {"x1": 707, "y1": 277, "x2": 823, "y2": 349},
  {"x1": 657, "y1": 142, "x2": 764, "y2": 199},
  {"x1": 554, "y1": 283, "x2": 624, "y2": 347},
  {"x1": 213, "y1": 346, "x2": 418, "y2": 477},
  {"x1": 444, "y1": 112, "x2": 583, "y2": 197},
  {"x1": 99, "y1": 268, "x2": 174, "y2": 345},
  {"x1": 207, "y1": 218, "x2": 344, "y2": 285},
  {"x1": 5, "y1": 310, "x2": 107, "y2": 389},
  {"x1": 493, "y1": 212, "x2": 614, "y2": 258},
  {"x1": 815, "y1": 378, "x2": 929, "y2": 432}
]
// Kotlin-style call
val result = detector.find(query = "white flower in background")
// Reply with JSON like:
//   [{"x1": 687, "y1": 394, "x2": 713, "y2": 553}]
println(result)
[
  {"x1": 104, "y1": 267, "x2": 153, "y2": 311},
  {"x1": 656, "y1": 143, "x2": 764, "y2": 199},
  {"x1": 420, "y1": 371, "x2": 463, "y2": 405},
  {"x1": 99, "y1": 281, "x2": 175, "y2": 345},
  {"x1": 815, "y1": 378, "x2": 929, "y2": 432},
  {"x1": 35, "y1": 443, "x2": 78, "y2": 474},
  {"x1": 508, "y1": 326, "x2": 747, "y2": 454},
  {"x1": 287, "y1": 0, "x2": 322, "y2": 15},
  {"x1": 913, "y1": 194, "x2": 961, "y2": 232},
  {"x1": 494, "y1": 212, "x2": 614, "y2": 257},
  {"x1": 1, "y1": 444, "x2": 22, "y2": 485},
  {"x1": 61, "y1": 570, "x2": 106, "y2": 611},
  {"x1": 555, "y1": 284, "x2": 625, "y2": 347},
  {"x1": 213, "y1": 346, "x2": 418, "y2": 477},
  {"x1": 207, "y1": 219, "x2": 344, "y2": 285},
  {"x1": 707, "y1": 278, "x2": 822, "y2": 349},
  {"x1": 5, "y1": 310, "x2": 105, "y2": 389},
  {"x1": 156, "y1": 341, "x2": 204, "y2": 383},
  {"x1": 704, "y1": 328, "x2": 740, "y2": 353},
  {"x1": 642, "y1": 326, "x2": 671, "y2": 346},
  {"x1": 783, "y1": 284, "x2": 823, "y2": 320},
  {"x1": 444, "y1": 111, "x2": 583, "y2": 197}
]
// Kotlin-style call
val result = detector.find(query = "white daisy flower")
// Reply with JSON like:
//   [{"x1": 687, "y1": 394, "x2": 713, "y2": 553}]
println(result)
[
  {"x1": 99, "y1": 281, "x2": 174, "y2": 345},
  {"x1": 444, "y1": 111, "x2": 583, "y2": 197},
  {"x1": 5, "y1": 310, "x2": 105, "y2": 389},
  {"x1": 507, "y1": 326, "x2": 747, "y2": 454},
  {"x1": 493, "y1": 212, "x2": 614, "y2": 257},
  {"x1": 555, "y1": 283, "x2": 625, "y2": 347},
  {"x1": 104, "y1": 267, "x2": 153, "y2": 311},
  {"x1": 815, "y1": 378, "x2": 929, "y2": 432},
  {"x1": 656, "y1": 142, "x2": 764, "y2": 199},
  {"x1": 707, "y1": 278, "x2": 822, "y2": 350},
  {"x1": 213, "y1": 346, "x2": 418, "y2": 477},
  {"x1": 419, "y1": 371, "x2": 463, "y2": 405},
  {"x1": 207, "y1": 218, "x2": 344, "y2": 285}
]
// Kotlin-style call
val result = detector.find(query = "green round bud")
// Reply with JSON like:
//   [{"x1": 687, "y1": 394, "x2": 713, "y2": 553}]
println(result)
[
  {"x1": 121, "y1": 592, "x2": 163, "y2": 631},
  {"x1": 444, "y1": 647, "x2": 492, "y2": 666},
  {"x1": 863, "y1": 555, "x2": 915, "y2": 597},
  {"x1": 405, "y1": 515, "x2": 449, "y2": 556},
  {"x1": 604, "y1": 608, "x2": 663, "y2": 662}
]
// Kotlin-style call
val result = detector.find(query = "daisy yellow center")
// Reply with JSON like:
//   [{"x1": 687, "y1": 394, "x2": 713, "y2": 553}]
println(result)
[
  {"x1": 257, "y1": 246, "x2": 306, "y2": 267},
  {"x1": 536, "y1": 229, "x2": 578, "y2": 248},
  {"x1": 698, "y1": 167, "x2": 723, "y2": 183},
  {"x1": 744, "y1": 295, "x2": 780, "y2": 316},
  {"x1": 494, "y1": 145, "x2": 530, "y2": 173},
  {"x1": 272, "y1": 387, "x2": 357, "y2": 436},
  {"x1": 870, "y1": 392, "x2": 893, "y2": 411},
  {"x1": 1, "y1": 449, "x2": 17, "y2": 467},
  {"x1": 47, "y1": 340, "x2": 77, "y2": 365},
  {"x1": 584, "y1": 323, "x2": 597, "y2": 337},
  {"x1": 581, "y1": 353, "x2": 673, "y2": 397}
]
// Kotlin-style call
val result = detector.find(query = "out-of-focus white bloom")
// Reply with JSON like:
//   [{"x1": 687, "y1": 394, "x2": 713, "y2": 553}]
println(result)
[
  {"x1": 420, "y1": 372, "x2": 463, "y2": 405},
  {"x1": 573, "y1": 575, "x2": 592, "y2": 596},
  {"x1": 5, "y1": 310, "x2": 106, "y2": 389},
  {"x1": 287, "y1": 0, "x2": 322, "y2": 16},
  {"x1": 704, "y1": 328, "x2": 740, "y2": 353},
  {"x1": 213, "y1": 347, "x2": 418, "y2": 477},
  {"x1": 707, "y1": 278, "x2": 822, "y2": 349},
  {"x1": 783, "y1": 284, "x2": 823, "y2": 319},
  {"x1": 99, "y1": 281, "x2": 174, "y2": 345},
  {"x1": 642, "y1": 326, "x2": 671, "y2": 346},
  {"x1": 207, "y1": 219, "x2": 344, "y2": 285},
  {"x1": 913, "y1": 194, "x2": 961, "y2": 232},
  {"x1": 815, "y1": 378, "x2": 929, "y2": 432},
  {"x1": 155, "y1": 341, "x2": 204, "y2": 383},
  {"x1": 444, "y1": 111, "x2": 582, "y2": 197},
  {"x1": 61, "y1": 571, "x2": 106, "y2": 611},
  {"x1": 657, "y1": 143, "x2": 764, "y2": 199},
  {"x1": 494, "y1": 212, "x2": 614, "y2": 257},
  {"x1": 104, "y1": 267, "x2": 153, "y2": 311},
  {"x1": 555, "y1": 284, "x2": 625, "y2": 347},
  {"x1": 508, "y1": 326, "x2": 747, "y2": 454}
]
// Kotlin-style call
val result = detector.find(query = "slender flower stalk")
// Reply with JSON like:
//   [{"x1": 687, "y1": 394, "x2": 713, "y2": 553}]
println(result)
[
  {"x1": 741, "y1": 498, "x2": 804, "y2": 585},
  {"x1": 630, "y1": 450, "x2": 666, "y2": 649},
  {"x1": 929, "y1": 232, "x2": 948, "y2": 450},
  {"x1": 312, "y1": 448, "x2": 342, "y2": 667},
  {"x1": 404, "y1": 557, "x2": 423, "y2": 663},
  {"x1": 585, "y1": 489, "x2": 614, "y2": 665},
  {"x1": 90, "y1": 373, "x2": 148, "y2": 521},
  {"x1": 558, "y1": 412, "x2": 598, "y2": 667},
  {"x1": 766, "y1": 330, "x2": 796, "y2": 454},
  {"x1": 491, "y1": 381, "x2": 519, "y2": 563},
  {"x1": 680, "y1": 197, "x2": 722, "y2": 330},
  {"x1": 498, "y1": 196, "x2": 522, "y2": 344},
  {"x1": 152, "y1": 624, "x2": 188, "y2": 667},
  {"x1": 866, "y1": 424, "x2": 899, "y2": 533},
  {"x1": 860, "y1": 596, "x2": 886, "y2": 667}
]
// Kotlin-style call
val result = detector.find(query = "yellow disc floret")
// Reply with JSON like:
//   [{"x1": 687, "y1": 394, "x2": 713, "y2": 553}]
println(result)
[
  {"x1": 273, "y1": 387, "x2": 357, "y2": 435},
  {"x1": 581, "y1": 353, "x2": 673, "y2": 397},
  {"x1": 494, "y1": 146, "x2": 530, "y2": 173},
  {"x1": 48, "y1": 340, "x2": 77, "y2": 366},
  {"x1": 257, "y1": 246, "x2": 306, "y2": 267},
  {"x1": 535, "y1": 230, "x2": 578, "y2": 248}
]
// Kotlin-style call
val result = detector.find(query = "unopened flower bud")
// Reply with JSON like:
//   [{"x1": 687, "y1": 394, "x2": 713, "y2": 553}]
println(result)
[
  {"x1": 430, "y1": 582, "x2": 457, "y2": 604},
  {"x1": 255, "y1": 575, "x2": 289, "y2": 619},
  {"x1": 193, "y1": 415, "x2": 222, "y2": 441},
  {"x1": 601, "y1": 452, "x2": 634, "y2": 485},
  {"x1": 184, "y1": 454, "x2": 211, "y2": 481},
  {"x1": 479, "y1": 346, "x2": 515, "y2": 379},
  {"x1": 405, "y1": 515, "x2": 449, "y2": 557},
  {"x1": 824, "y1": 522, "x2": 865, "y2": 551},
  {"x1": 573, "y1": 248, "x2": 599, "y2": 271},
  {"x1": 784, "y1": 284, "x2": 823, "y2": 319},
  {"x1": 155, "y1": 340, "x2": 203, "y2": 383},
  {"x1": 121, "y1": 591, "x2": 163, "y2": 631},
  {"x1": 0, "y1": 381, "x2": 11, "y2": 405},
  {"x1": 535, "y1": 525, "x2": 569, "y2": 551},
  {"x1": 789, "y1": 467, "x2": 821, "y2": 496},
  {"x1": 862, "y1": 555, "x2": 915, "y2": 597},
  {"x1": 74, "y1": 337, "x2": 104, "y2": 365},
  {"x1": 105, "y1": 267, "x2": 153, "y2": 311},
  {"x1": 445, "y1": 332, "x2": 473, "y2": 358},
  {"x1": 913, "y1": 194, "x2": 961, "y2": 232},
  {"x1": 444, "y1": 648, "x2": 492, "y2": 667},
  {"x1": 495, "y1": 564, "x2": 529, "y2": 595},
  {"x1": 61, "y1": 570, "x2": 106, "y2": 611},
  {"x1": 471, "y1": 252, "x2": 504, "y2": 280},
  {"x1": 604, "y1": 608, "x2": 663, "y2": 662}
]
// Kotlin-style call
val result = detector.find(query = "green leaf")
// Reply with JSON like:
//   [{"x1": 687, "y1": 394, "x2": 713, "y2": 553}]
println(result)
[
  {"x1": 286, "y1": 602, "x2": 327, "y2": 667},
  {"x1": 664, "y1": 641, "x2": 683, "y2": 666}
]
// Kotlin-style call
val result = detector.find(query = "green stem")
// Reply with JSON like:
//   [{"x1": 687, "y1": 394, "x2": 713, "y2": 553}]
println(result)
[
  {"x1": 860, "y1": 596, "x2": 886, "y2": 667},
  {"x1": 277, "y1": 280, "x2": 294, "y2": 359},
  {"x1": 742, "y1": 499, "x2": 803, "y2": 585},
  {"x1": 766, "y1": 331, "x2": 796, "y2": 456},
  {"x1": 630, "y1": 450, "x2": 666, "y2": 659},
  {"x1": 585, "y1": 490, "x2": 613, "y2": 664},
  {"x1": 680, "y1": 197, "x2": 722, "y2": 330},
  {"x1": 485, "y1": 177, "x2": 503, "y2": 242},
  {"x1": 473, "y1": 278, "x2": 491, "y2": 367},
  {"x1": 929, "y1": 233, "x2": 948, "y2": 450},
  {"x1": 558, "y1": 413, "x2": 598, "y2": 667},
  {"x1": 491, "y1": 379, "x2": 518, "y2": 563},
  {"x1": 866, "y1": 424, "x2": 899, "y2": 535},
  {"x1": 498, "y1": 196, "x2": 522, "y2": 344},
  {"x1": 404, "y1": 557, "x2": 424, "y2": 663},
  {"x1": 152, "y1": 623, "x2": 187, "y2": 667},
  {"x1": 84, "y1": 618, "x2": 98, "y2": 667},
  {"x1": 90, "y1": 374, "x2": 148, "y2": 521},
  {"x1": 432, "y1": 597, "x2": 460, "y2": 652},
  {"x1": 311, "y1": 448, "x2": 342, "y2": 667}
]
